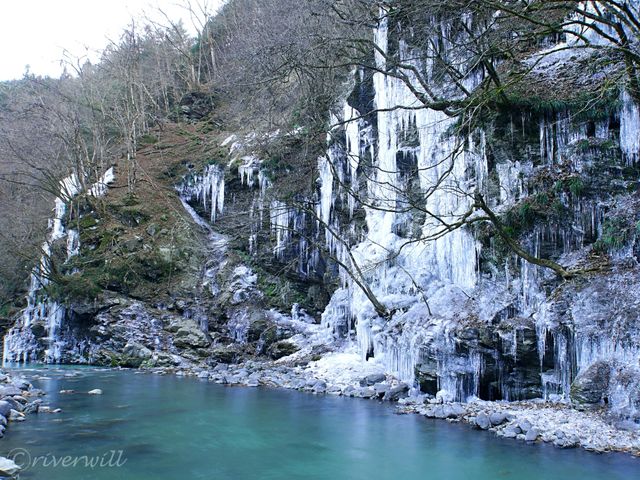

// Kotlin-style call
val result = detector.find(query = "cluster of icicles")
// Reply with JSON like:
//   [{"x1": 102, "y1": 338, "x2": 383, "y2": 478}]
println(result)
[
  {"x1": 316, "y1": 13, "x2": 640, "y2": 406},
  {"x1": 3, "y1": 168, "x2": 115, "y2": 364},
  {"x1": 179, "y1": 19, "x2": 640, "y2": 406}
]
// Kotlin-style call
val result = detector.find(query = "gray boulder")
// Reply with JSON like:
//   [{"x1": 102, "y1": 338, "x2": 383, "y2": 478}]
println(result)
[
  {"x1": 502, "y1": 425, "x2": 520, "y2": 438},
  {"x1": 8, "y1": 410, "x2": 23, "y2": 422},
  {"x1": 0, "y1": 386, "x2": 22, "y2": 398},
  {"x1": 353, "y1": 387, "x2": 376, "y2": 399},
  {"x1": 554, "y1": 434, "x2": 579, "y2": 448},
  {"x1": 373, "y1": 383, "x2": 390, "y2": 398},
  {"x1": 311, "y1": 381, "x2": 327, "y2": 394},
  {"x1": 326, "y1": 385, "x2": 343, "y2": 395},
  {"x1": 383, "y1": 383, "x2": 410, "y2": 402},
  {"x1": 1, "y1": 398, "x2": 22, "y2": 412},
  {"x1": 489, "y1": 412, "x2": 508, "y2": 426},
  {"x1": 475, "y1": 413, "x2": 491, "y2": 430},
  {"x1": 570, "y1": 360, "x2": 611, "y2": 405},
  {"x1": 360, "y1": 373, "x2": 386, "y2": 387},
  {"x1": 525, "y1": 427, "x2": 540, "y2": 442},
  {"x1": 10, "y1": 378, "x2": 30, "y2": 391},
  {"x1": 0, "y1": 401, "x2": 12, "y2": 417},
  {"x1": 517, "y1": 419, "x2": 532, "y2": 434},
  {"x1": 173, "y1": 322, "x2": 210, "y2": 349},
  {"x1": 23, "y1": 402, "x2": 39, "y2": 415},
  {"x1": 446, "y1": 404, "x2": 467, "y2": 417},
  {"x1": 343, "y1": 386, "x2": 356, "y2": 397},
  {"x1": 123, "y1": 342, "x2": 152, "y2": 360}
]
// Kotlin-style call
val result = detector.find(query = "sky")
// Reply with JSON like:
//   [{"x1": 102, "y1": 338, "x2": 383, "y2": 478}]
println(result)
[{"x1": 0, "y1": 0, "x2": 223, "y2": 80}]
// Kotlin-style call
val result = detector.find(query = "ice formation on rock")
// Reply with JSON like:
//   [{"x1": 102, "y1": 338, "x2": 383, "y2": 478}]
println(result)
[{"x1": 3, "y1": 169, "x2": 115, "y2": 364}]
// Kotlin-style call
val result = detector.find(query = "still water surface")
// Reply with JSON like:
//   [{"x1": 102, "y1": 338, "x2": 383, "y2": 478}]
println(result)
[{"x1": 0, "y1": 366, "x2": 636, "y2": 479}]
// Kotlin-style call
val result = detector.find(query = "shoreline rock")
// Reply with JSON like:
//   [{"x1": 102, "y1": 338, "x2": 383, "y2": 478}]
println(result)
[{"x1": 0, "y1": 369, "x2": 45, "y2": 439}]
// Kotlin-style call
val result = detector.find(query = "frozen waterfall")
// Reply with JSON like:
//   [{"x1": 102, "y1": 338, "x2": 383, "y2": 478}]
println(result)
[{"x1": 3, "y1": 168, "x2": 115, "y2": 364}]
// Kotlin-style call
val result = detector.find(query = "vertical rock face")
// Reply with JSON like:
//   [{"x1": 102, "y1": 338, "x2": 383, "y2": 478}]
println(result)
[
  {"x1": 185, "y1": 9, "x2": 640, "y2": 417},
  {"x1": 3, "y1": 169, "x2": 114, "y2": 364}
]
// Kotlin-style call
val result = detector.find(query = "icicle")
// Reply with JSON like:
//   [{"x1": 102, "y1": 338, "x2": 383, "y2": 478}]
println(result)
[
  {"x1": 180, "y1": 164, "x2": 225, "y2": 223},
  {"x1": 620, "y1": 90, "x2": 640, "y2": 164},
  {"x1": 270, "y1": 200, "x2": 292, "y2": 258},
  {"x1": 238, "y1": 156, "x2": 261, "y2": 187}
]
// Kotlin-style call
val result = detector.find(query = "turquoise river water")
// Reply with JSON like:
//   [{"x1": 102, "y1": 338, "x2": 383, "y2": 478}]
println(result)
[{"x1": 0, "y1": 366, "x2": 637, "y2": 479}]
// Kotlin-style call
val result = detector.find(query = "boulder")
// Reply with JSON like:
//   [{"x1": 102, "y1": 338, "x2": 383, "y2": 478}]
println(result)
[
  {"x1": 489, "y1": 412, "x2": 508, "y2": 426},
  {"x1": 570, "y1": 360, "x2": 611, "y2": 405},
  {"x1": 173, "y1": 323, "x2": 210, "y2": 349},
  {"x1": 445, "y1": 404, "x2": 467, "y2": 417},
  {"x1": 554, "y1": 435, "x2": 579, "y2": 448},
  {"x1": 343, "y1": 385, "x2": 356, "y2": 397},
  {"x1": 517, "y1": 419, "x2": 532, "y2": 434},
  {"x1": 384, "y1": 383, "x2": 410, "y2": 402},
  {"x1": 123, "y1": 342, "x2": 152, "y2": 360},
  {"x1": 359, "y1": 373, "x2": 386, "y2": 387},
  {"x1": 431, "y1": 406, "x2": 447, "y2": 419},
  {"x1": 311, "y1": 381, "x2": 327, "y2": 394},
  {"x1": 0, "y1": 457, "x2": 20, "y2": 477},
  {"x1": 23, "y1": 402, "x2": 39, "y2": 415},
  {"x1": 525, "y1": 427, "x2": 540, "y2": 442},
  {"x1": 475, "y1": 413, "x2": 491, "y2": 430},
  {"x1": 1, "y1": 398, "x2": 22, "y2": 412},
  {"x1": 8, "y1": 410, "x2": 24, "y2": 421},
  {"x1": 10, "y1": 378, "x2": 30, "y2": 391},
  {"x1": 0, "y1": 401, "x2": 12, "y2": 417},
  {"x1": 426, "y1": 404, "x2": 465, "y2": 419},
  {"x1": 373, "y1": 383, "x2": 391, "y2": 398},
  {"x1": 501, "y1": 424, "x2": 520, "y2": 438},
  {"x1": 326, "y1": 385, "x2": 343, "y2": 395},
  {"x1": 435, "y1": 390, "x2": 454, "y2": 404},
  {"x1": 269, "y1": 341, "x2": 299, "y2": 360},
  {"x1": 356, "y1": 387, "x2": 377, "y2": 399},
  {"x1": 0, "y1": 386, "x2": 22, "y2": 397}
]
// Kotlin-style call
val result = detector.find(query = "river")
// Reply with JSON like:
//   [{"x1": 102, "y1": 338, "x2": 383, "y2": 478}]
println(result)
[{"x1": 0, "y1": 366, "x2": 636, "y2": 479}]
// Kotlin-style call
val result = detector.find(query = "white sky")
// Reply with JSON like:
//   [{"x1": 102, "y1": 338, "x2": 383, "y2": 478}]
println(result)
[{"x1": 0, "y1": 0, "x2": 223, "y2": 80}]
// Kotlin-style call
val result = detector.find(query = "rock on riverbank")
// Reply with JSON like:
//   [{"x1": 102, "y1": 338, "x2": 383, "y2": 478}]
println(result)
[
  {"x1": 404, "y1": 399, "x2": 640, "y2": 455},
  {"x1": 0, "y1": 370, "x2": 46, "y2": 438}
]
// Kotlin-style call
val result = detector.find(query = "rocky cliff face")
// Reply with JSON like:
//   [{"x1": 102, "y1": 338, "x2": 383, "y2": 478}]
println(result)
[{"x1": 4, "y1": 4, "x2": 640, "y2": 424}]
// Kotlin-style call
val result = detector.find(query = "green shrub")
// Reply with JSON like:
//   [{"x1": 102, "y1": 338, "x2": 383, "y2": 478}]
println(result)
[{"x1": 593, "y1": 217, "x2": 631, "y2": 253}]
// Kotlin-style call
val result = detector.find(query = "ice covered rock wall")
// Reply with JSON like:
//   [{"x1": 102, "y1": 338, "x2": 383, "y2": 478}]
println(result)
[
  {"x1": 311, "y1": 7, "x2": 640, "y2": 415},
  {"x1": 3, "y1": 168, "x2": 115, "y2": 364}
]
